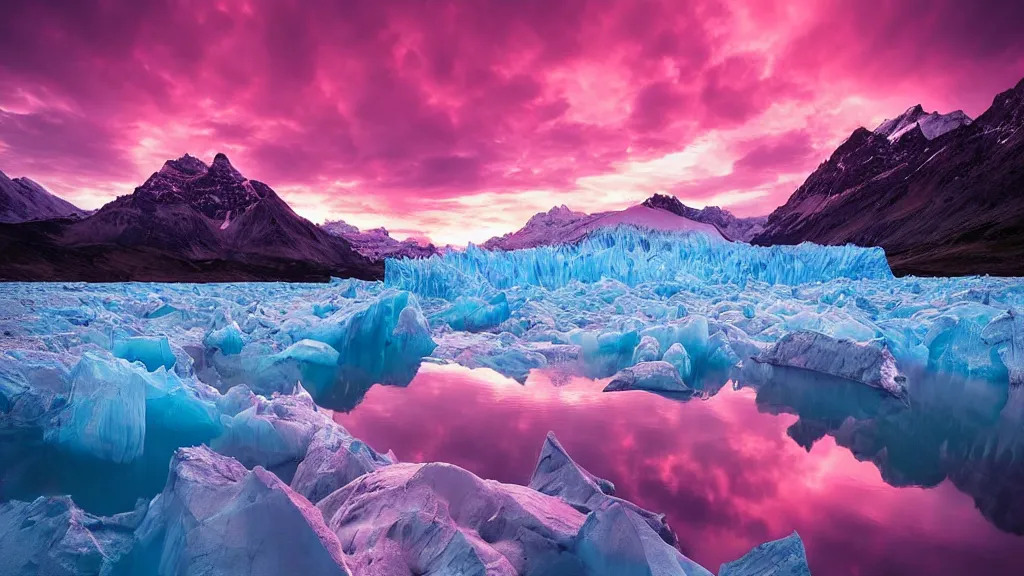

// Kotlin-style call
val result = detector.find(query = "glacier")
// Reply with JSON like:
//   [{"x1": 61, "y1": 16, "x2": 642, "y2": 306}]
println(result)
[{"x1": 2, "y1": 224, "x2": 1024, "y2": 574}]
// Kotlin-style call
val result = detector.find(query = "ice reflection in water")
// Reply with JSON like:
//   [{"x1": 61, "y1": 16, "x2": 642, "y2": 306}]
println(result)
[{"x1": 335, "y1": 363, "x2": 1024, "y2": 576}]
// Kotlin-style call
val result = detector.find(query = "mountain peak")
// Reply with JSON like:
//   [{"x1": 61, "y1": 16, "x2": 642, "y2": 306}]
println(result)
[
  {"x1": 210, "y1": 152, "x2": 244, "y2": 181},
  {"x1": 161, "y1": 154, "x2": 209, "y2": 176},
  {"x1": 642, "y1": 193, "x2": 689, "y2": 213},
  {"x1": 874, "y1": 105, "x2": 971, "y2": 143},
  {"x1": 0, "y1": 170, "x2": 85, "y2": 223}
]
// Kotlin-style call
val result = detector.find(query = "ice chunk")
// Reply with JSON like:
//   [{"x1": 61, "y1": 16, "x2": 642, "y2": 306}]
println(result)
[
  {"x1": 290, "y1": 424, "x2": 394, "y2": 504},
  {"x1": 211, "y1": 387, "x2": 329, "y2": 483},
  {"x1": 112, "y1": 336, "x2": 176, "y2": 372},
  {"x1": 297, "y1": 290, "x2": 437, "y2": 407},
  {"x1": 317, "y1": 462, "x2": 586, "y2": 575},
  {"x1": 530, "y1": 432, "x2": 677, "y2": 546},
  {"x1": 662, "y1": 343, "x2": 693, "y2": 381},
  {"x1": 0, "y1": 349, "x2": 71, "y2": 431},
  {"x1": 754, "y1": 330, "x2": 906, "y2": 398},
  {"x1": 433, "y1": 331, "x2": 549, "y2": 382},
  {"x1": 924, "y1": 303, "x2": 1006, "y2": 380},
  {"x1": 143, "y1": 367, "x2": 220, "y2": 437},
  {"x1": 604, "y1": 361, "x2": 693, "y2": 394},
  {"x1": 46, "y1": 352, "x2": 147, "y2": 464},
  {"x1": 982, "y1": 309, "x2": 1023, "y2": 386},
  {"x1": 432, "y1": 292, "x2": 512, "y2": 332},
  {"x1": 0, "y1": 496, "x2": 145, "y2": 576},
  {"x1": 124, "y1": 446, "x2": 351, "y2": 576},
  {"x1": 706, "y1": 331, "x2": 741, "y2": 369},
  {"x1": 203, "y1": 321, "x2": 245, "y2": 355},
  {"x1": 719, "y1": 531, "x2": 811, "y2": 576},
  {"x1": 250, "y1": 339, "x2": 341, "y2": 397},
  {"x1": 575, "y1": 503, "x2": 713, "y2": 576},
  {"x1": 632, "y1": 335, "x2": 662, "y2": 364}
]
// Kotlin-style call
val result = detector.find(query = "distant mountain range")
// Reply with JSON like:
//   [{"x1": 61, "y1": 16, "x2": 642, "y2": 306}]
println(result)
[
  {"x1": 641, "y1": 194, "x2": 767, "y2": 241},
  {"x1": 0, "y1": 154, "x2": 381, "y2": 282},
  {"x1": 320, "y1": 220, "x2": 438, "y2": 260},
  {"x1": 0, "y1": 170, "x2": 87, "y2": 223},
  {"x1": 2, "y1": 76, "x2": 1022, "y2": 281},
  {"x1": 481, "y1": 202, "x2": 725, "y2": 251},
  {"x1": 753, "y1": 77, "x2": 1024, "y2": 276}
]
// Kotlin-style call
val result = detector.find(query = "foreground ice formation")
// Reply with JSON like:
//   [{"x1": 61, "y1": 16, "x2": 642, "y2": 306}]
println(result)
[
  {"x1": 718, "y1": 532, "x2": 811, "y2": 576},
  {"x1": 0, "y1": 496, "x2": 144, "y2": 575},
  {"x1": 123, "y1": 446, "x2": 352, "y2": 576},
  {"x1": 0, "y1": 338, "x2": 810, "y2": 576},
  {"x1": 576, "y1": 503, "x2": 714, "y2": 576},
  {"x1": 530, "y1": 432, "x2": 678, "y2": 546},
  {"x1": 0, "y1": 388, "x2": 811, "y2": 576}
]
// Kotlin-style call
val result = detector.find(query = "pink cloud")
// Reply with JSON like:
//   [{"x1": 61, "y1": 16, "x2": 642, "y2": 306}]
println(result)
[{"x1": 0, "y1": 0, "x2": 1021, "y2": 244}]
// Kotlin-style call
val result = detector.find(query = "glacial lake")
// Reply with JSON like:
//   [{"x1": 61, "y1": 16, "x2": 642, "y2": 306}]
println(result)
[{"x1": 335, "y1": 363, "x2": 1024, "y2": 576}]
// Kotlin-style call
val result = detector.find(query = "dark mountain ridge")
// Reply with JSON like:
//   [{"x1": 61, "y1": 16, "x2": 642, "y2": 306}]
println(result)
[
  {"x1": 0, "y1": 154, "x2": 382, "y2": 282},
  {"x1": 753, "y1": 77, "x2": 1024, "y2": 276}
]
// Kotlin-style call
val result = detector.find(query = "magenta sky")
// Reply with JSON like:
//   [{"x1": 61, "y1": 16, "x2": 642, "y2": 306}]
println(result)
[{"x1": 1, "y1": 0, "x2": 1022, "y2": 245}]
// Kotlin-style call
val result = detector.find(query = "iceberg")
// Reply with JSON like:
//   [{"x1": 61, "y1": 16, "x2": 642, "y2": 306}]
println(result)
[
  {"x1": 982, "y1": 309, "x2": 1023, "y2": 385},
  {"x1": 210, "y1": 386, "x2": 328, "y2": 482},
  {"x1": 123, "y1": 446, "x2": 351, "y2": 576},
  {"x1": 0, "y1": 496, "x2": 145, "y2": 576},
  {"x1": 604, "y1": 361, "x2": 693, "y2": 395},
  {"x1": 249, "y1": 339, "x2": 341, "y2": 397},
  {"x1": 317, "y1": 462, "x2": 586, "y2": 575},
  {"x1": 529, "y1": 432, "x2": 678, "y2": 546},
  {"x1": 112, "y1": 336, "x2": 177, "y2": 372},
  {"x1": 290, "y1": 424, "x2": 395, "y2": 504},
  {"x1": 294, "y1": 290, "x2": 437, "y2": 407},
  {"x1": 632, "y1": 335, "x2": 661, "y2": 364},
  {"x1": 47, "y1": 352, "x2": 147, "y2": 464},
  {"x1": 754, "y1": 330, "x2": 907, "y2": 398},
  {"x1": 203, "y1": 321, "x2": 245, "y2": 355},
  {"x1": 575, "y1": 503, "x2": 713, "y2": 576},
  {"x1": 431, "y1": 292, "x2": 511, "y2": 332},
  {"x1": 662, "y1": 343, "x2": 693, "y2": 381},
  {"x1": 718, "y1": 532, "x2": 811, "y2": 576}
]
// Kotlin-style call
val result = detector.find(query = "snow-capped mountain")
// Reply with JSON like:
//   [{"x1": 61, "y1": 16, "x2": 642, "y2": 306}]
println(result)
[
  {"x1": 0, "y1": 170, "x2": 86, "y2": 223},
  {"x1": 641, "y1": 194, "x2": 767, "y2": 242},
  {"x1": 873, "y1": 105, "x2": 973, "y2": 142},
  {"x1": 481, "y1": 202, "x2": 723, "y2": 251},
  {"x1": 320, "y1": 220, "x2": 438, "y2": 260},
  {"x1": 0, "y1": 154, "x2": 381, "y2": 281},
  {"x1": 753, "y1": 76, "x2": 1024, "y2": 276}
]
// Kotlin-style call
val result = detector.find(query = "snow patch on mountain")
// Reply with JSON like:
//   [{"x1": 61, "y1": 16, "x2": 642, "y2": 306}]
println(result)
[
  {"x1": 482, "y1": 202, "x2": 725, "y2": 251},
  {"x1": 874, "y1": 105, "x2": 972, "y2": 143}
]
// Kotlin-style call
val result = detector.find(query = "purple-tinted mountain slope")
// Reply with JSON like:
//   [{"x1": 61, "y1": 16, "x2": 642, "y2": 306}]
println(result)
[
  {"x1": 0, "y1": 170, "x2": 86, "y2": 223},
  {"x1": 320, "y1": 220, "x2": 438, "y2": 260},
  {"x1": 753, "y1": 77, "x2": 1024, "y2": 276},
  {"x1": 482, "y1": 203, "x2": 724, "y2": 251},
  {"x1": 0, "y1": 154, "x2": 381, "y2": 282},
  {"x1": 641, "y1": 194, "x2": 767, "y2": 242}
]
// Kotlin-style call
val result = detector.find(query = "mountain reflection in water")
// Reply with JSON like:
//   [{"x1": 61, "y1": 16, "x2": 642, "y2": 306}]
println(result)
[{"x1": 335, "y1": 363, "x2": 1024, "y2": 576}]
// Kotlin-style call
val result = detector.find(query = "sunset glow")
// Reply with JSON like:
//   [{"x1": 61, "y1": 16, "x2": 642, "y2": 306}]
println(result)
[{"x1": 2, "y1": 0, "x2": 1022, "y2": 245}]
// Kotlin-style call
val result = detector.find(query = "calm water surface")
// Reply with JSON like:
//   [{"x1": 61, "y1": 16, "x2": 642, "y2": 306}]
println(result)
[{"x1": 335, "y1": 363, "x2": 1024, "y2": 576}]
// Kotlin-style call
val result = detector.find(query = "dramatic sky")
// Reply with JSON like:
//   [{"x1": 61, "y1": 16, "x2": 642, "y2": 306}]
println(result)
[{"x1": 1, "y1": 1, "x2": 1022, "y2": 245}]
